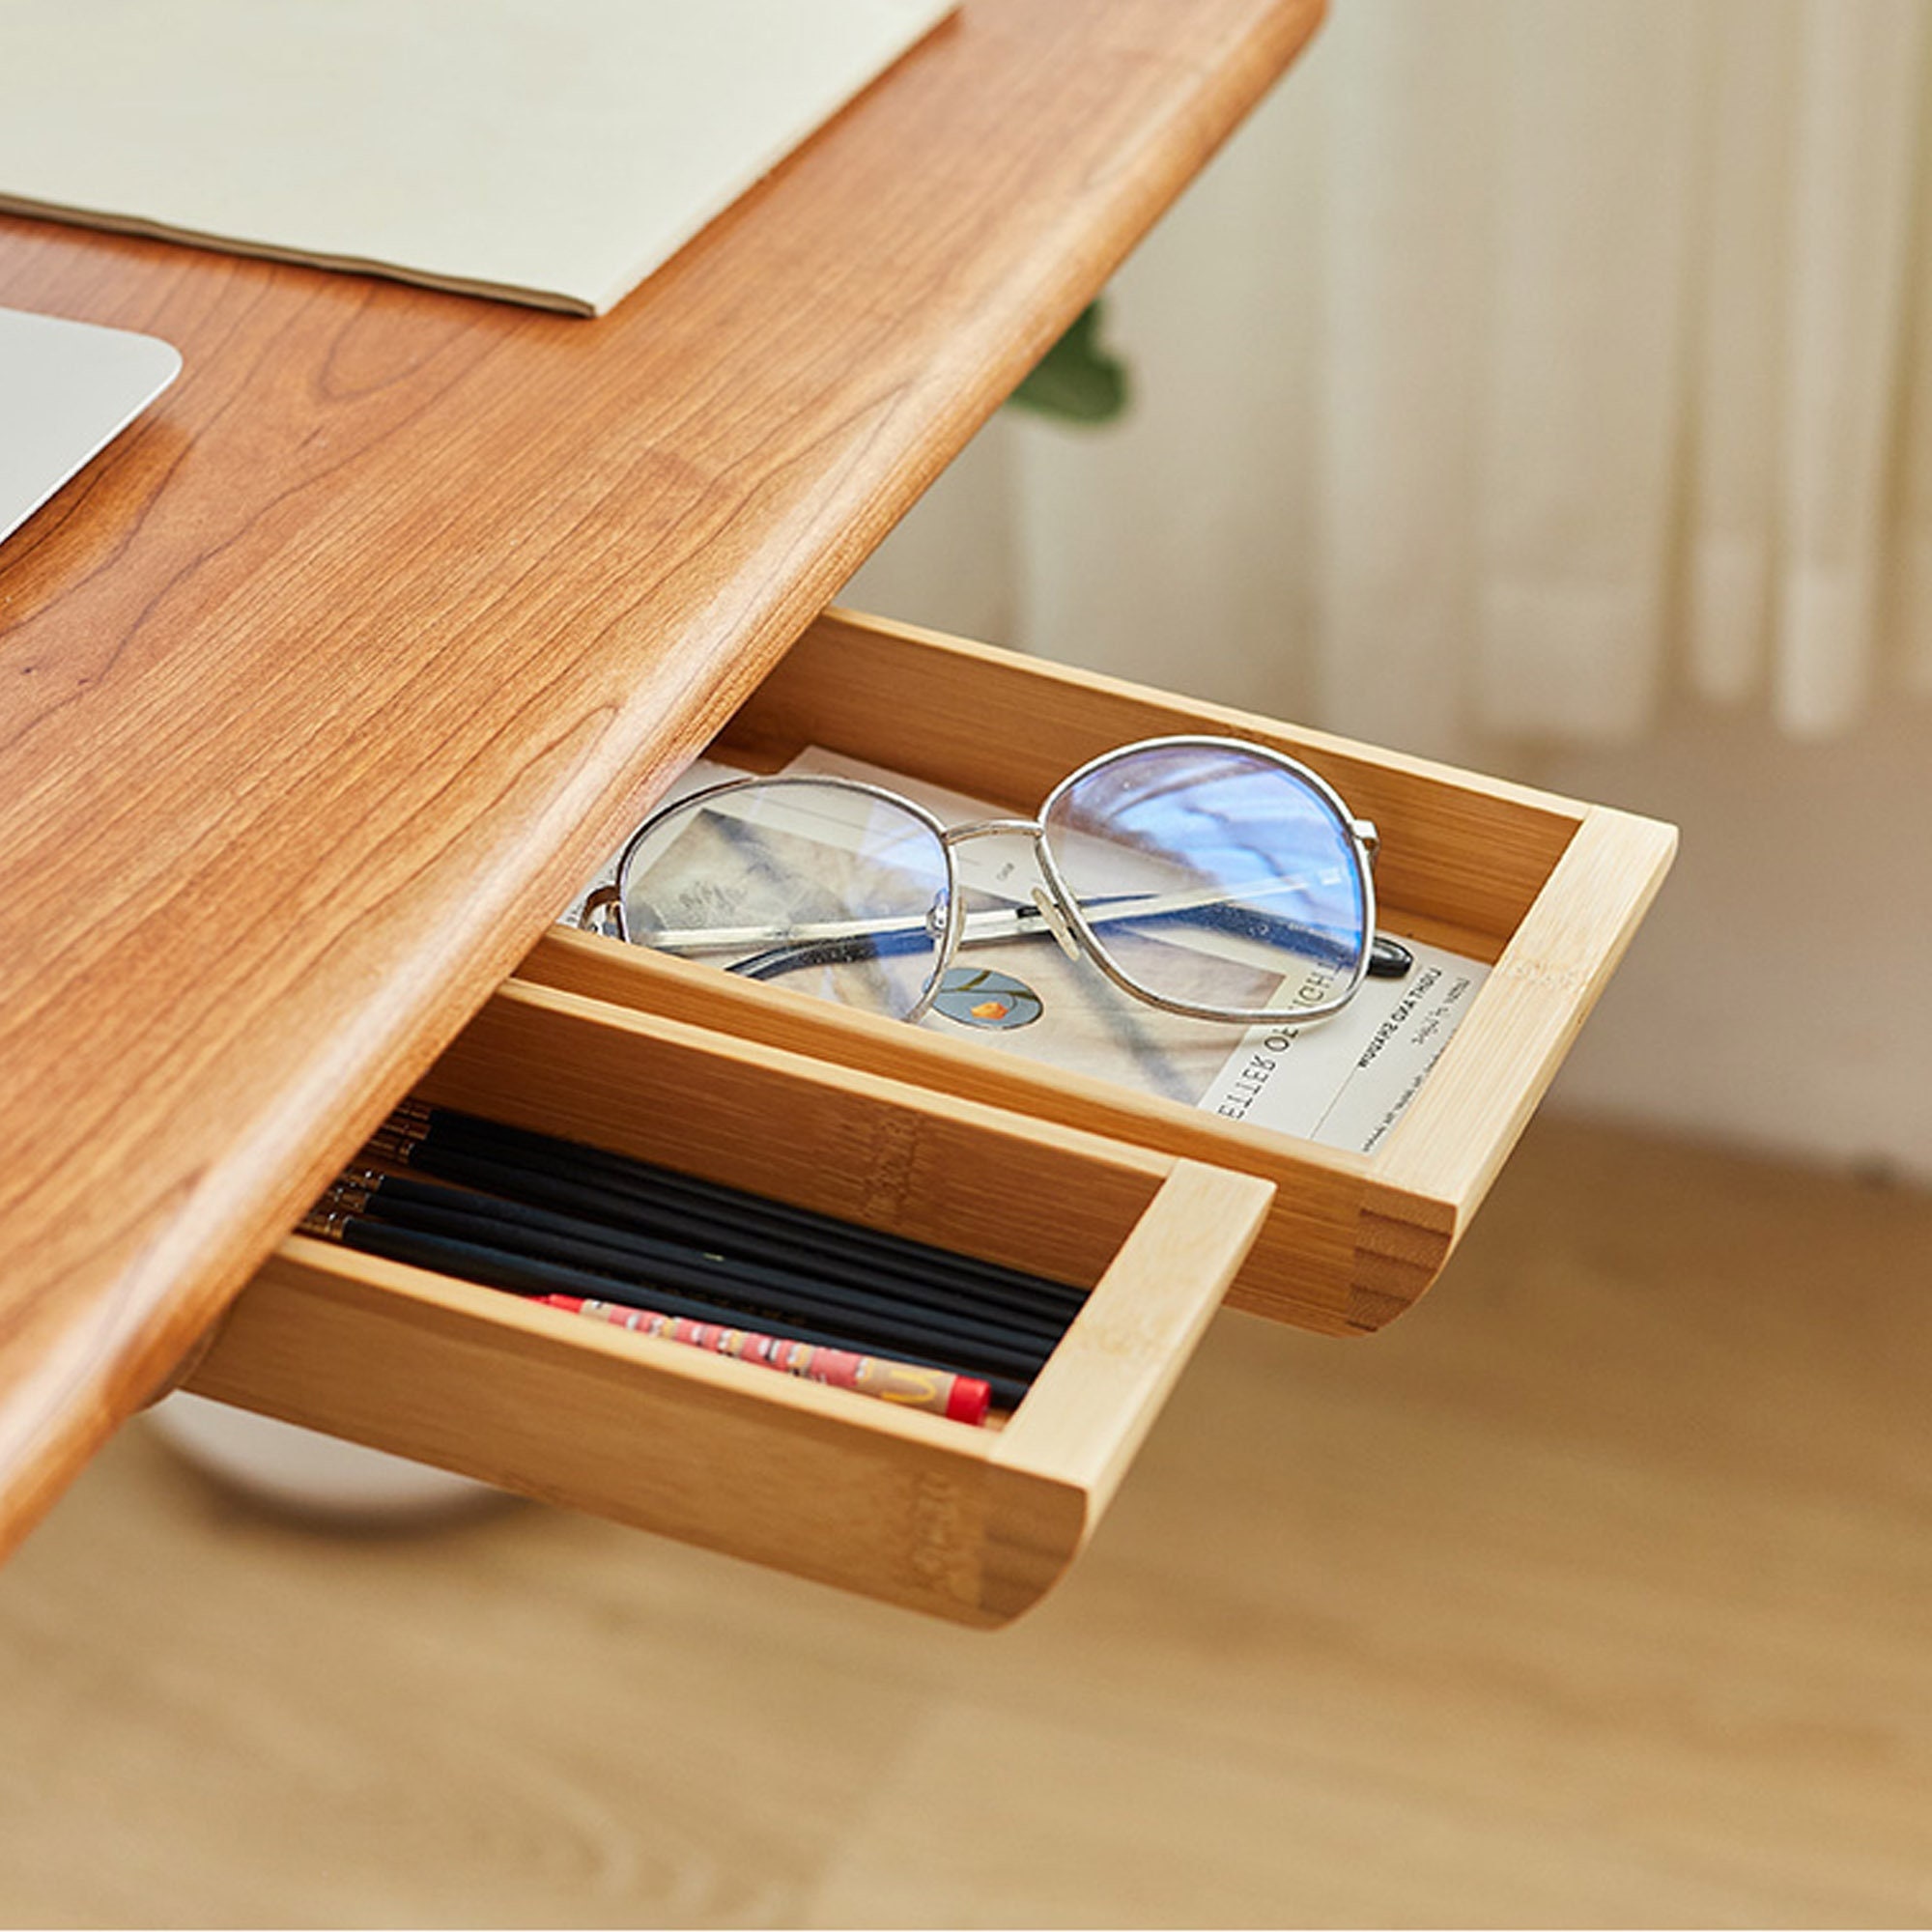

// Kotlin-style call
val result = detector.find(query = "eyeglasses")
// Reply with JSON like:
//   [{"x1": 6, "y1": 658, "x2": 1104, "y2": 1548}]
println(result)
[{"x1": 581, "y1": 736, "x2": 1397, "y2": 1027}]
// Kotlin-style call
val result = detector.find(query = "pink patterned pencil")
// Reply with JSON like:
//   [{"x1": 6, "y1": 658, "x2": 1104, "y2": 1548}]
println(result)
[{"x1": 538, "y1": 1293, "x2": 993, "y2": 1426}]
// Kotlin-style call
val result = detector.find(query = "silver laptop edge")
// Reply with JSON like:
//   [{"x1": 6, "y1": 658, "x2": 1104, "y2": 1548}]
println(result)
[{"x1": 0, "y1": 305, "x2": 182, "y2": 547}]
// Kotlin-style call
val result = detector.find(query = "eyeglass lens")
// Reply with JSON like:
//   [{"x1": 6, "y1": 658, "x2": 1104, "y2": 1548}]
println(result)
[
  {"x1": 618, "y1": 780, "x2": 951, "y2": 1021},
  {"x1": 1039, "y1": 742, "x2": 1369, "y2": 1016}
]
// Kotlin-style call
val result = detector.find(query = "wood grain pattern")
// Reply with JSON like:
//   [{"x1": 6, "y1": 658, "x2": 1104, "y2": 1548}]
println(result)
[
  {"x1": 522, "y1": 608, "x2": 1678, "y2": 1334},
  {"x1": 186, "y1": 980, "x2": 1273, "y2": 1624},
  {"x1": 6, "y1": 1117, "x2": 1928, "y2": 1928},
  {"x1": 0, "y1": 0, "x2": 1325, "y2": 1557}
]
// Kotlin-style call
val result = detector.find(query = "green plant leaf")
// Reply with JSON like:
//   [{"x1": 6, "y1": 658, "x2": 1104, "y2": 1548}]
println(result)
[{"x1": 1008, "y1": 300, "x2": 1130, "y2": 426}]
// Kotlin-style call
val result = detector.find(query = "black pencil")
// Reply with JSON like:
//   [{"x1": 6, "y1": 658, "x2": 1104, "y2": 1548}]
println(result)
[
  {"x1": 361, "y1": 1164, "x2": 1066, "y2": 1349},
  {"x1": 301, "y1": 1207, "x2": 1034, "y2": 1413},
  {"x1": 380, "y1": 1103, "x2": 1089, "y2": 1321},
  {"x1": 361, "y1": 1145, "x2": 1067, "y2": 1346},
  {"x1": 333, "y1": 1170, "x2": 1055, "y2": 1381},
  {"x1": 413, "y1": 1102, "x2": 1088, "y2": 1314},
  {"x1": 450, "y1": 1137, "x2": 1075, "y2": 1332}
]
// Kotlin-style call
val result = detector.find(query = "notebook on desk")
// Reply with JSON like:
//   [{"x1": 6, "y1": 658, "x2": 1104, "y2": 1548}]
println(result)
[{"x1": 0, "y1": 0, "x2": 956, "y2": 317}]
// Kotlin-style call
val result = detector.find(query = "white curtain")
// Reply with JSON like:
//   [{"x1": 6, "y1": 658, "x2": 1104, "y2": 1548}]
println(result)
[{"x1": 866, "y1": 0, "x2": 1932, "y2": 757}]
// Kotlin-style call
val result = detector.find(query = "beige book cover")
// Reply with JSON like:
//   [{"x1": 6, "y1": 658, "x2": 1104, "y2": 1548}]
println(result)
[{"x1": 0, "y1": 0, "x2": 954, "y2": 315}]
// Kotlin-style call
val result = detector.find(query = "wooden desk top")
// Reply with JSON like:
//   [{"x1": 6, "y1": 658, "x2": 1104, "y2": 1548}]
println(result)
[{"x1": 0, "y1": 0, "x2": 1322, "y2": 1553}]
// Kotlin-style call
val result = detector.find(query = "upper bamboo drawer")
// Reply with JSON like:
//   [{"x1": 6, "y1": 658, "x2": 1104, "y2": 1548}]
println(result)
[{"x1": 522, "y1": 607, "x2": 1678, "y2": 1336}]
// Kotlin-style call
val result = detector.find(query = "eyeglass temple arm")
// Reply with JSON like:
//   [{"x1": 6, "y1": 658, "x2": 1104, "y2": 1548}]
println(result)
[
  {"x1": 1079, "y1": 894, "x2": 1407, "y2": 973},
  {"x1": 612, "y1": 875, "x2": 1351, "y2": 952},
  {"x1": 731, "y1": 925, "x2": 939, "y2": 981},
  {"x1": 630, "y1": 894, "x2": 1409, "y2": 983},
  {"x1": 729, "y1": 921, "x2": 1411, "y2": 988}
]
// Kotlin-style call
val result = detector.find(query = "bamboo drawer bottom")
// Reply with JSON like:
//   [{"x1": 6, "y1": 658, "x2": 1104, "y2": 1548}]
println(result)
[{"x1": 188, "y1": 979, "x2": 1272, "y2": 1627}]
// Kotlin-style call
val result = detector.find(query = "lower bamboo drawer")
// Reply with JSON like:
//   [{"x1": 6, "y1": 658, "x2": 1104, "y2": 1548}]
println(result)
[
  {"x1": 521, "y1": 606, "x2": 1680, "y2": 1336},
  {"x1": 187, "y1": 978, "x2": 1272, "y2": 1627}
]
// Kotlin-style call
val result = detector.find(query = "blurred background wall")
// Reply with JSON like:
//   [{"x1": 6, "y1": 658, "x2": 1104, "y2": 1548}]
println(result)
[{"x1": 848, "y1": 0, "x2": 1932, "y2": 1184}]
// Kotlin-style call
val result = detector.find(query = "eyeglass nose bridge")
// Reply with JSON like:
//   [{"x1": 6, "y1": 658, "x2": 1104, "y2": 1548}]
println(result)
[
  {"x1": 912, "y1": 811, "x2": 1082, "y2": 981},
  {"x1": 933, "y1": 816, "x2": 1089, "y2": 968},
  {"x1": 938, "y1": 815, "x2": 1048, "y2": 847}
]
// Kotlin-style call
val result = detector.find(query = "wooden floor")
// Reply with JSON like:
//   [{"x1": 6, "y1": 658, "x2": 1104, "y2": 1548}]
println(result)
[{"x1": 2, "y1": 1115, "x2": 1929, "y2": 1929}]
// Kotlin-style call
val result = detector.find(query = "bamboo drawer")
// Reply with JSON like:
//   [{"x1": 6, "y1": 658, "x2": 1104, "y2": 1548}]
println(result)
[
  {"x1": 521, "y1": 607, "x2": 1678, "y2": 1336},
  {"x1": 187, "y1": 978, "x2": 1273, "y2": 1627}
]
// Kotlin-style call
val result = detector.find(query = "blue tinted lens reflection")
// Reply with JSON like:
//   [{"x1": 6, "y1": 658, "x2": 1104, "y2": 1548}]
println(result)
[{"x1": 1040, "y1": 743, "x2": 1368, "y2": 1015}]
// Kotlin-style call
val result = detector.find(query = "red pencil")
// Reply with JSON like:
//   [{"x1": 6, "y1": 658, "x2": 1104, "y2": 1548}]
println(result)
[{"x1": 538, "y1": 1293, "x2": 993, "y2": 1426}]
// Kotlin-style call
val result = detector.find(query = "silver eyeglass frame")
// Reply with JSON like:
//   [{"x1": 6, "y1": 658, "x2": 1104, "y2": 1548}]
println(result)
[{"x1": 583, "y1": 734, "x2": 1381, "y2": 1029}]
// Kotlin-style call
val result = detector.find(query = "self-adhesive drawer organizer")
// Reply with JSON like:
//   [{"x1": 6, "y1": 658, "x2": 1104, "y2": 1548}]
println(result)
[{"x1": 189, "y1": 609, "x2": 1676, "y2": 1625}]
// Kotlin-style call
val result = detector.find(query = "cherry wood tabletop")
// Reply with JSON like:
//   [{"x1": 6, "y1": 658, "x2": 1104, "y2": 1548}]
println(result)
[{"x1": 0, "y1": 0, "x2": 1323, "y2": 1557}]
